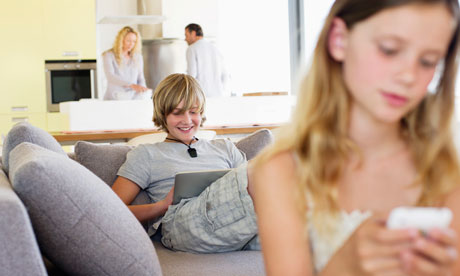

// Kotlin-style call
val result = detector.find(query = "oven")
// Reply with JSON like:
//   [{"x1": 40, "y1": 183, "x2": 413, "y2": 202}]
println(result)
[{"x1": 45, "y1": 60, "x2": 97, "y2": 112}]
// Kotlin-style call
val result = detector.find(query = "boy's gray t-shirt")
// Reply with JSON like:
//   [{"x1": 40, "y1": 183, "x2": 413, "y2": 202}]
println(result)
[{"x1": 117, "y1": 138, "x2": 246, "y2": 235}]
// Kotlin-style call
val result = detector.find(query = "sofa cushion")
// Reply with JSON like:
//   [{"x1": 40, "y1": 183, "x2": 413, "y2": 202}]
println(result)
[
  {"x1": 235, "y1": 129, "x2": 274, "y2": 160},
  {"x1": 74, "y1": 141, "x2": 150, "y2": 207},
  {"x1": 2, "y1": 122, "x2": 66, "y2": 173},
  {"x1": 9, "y1": 143, "x2": 162, "y2": 276},
  {"x1": 0, "y1": 168, "x2": 47, "y2": 276},
  {"x1": 74, "y1": 141, "x2": 133, "y2": 186},
  {"x1": 154, "y1": 241, "x2": 264, "y2": 276}
]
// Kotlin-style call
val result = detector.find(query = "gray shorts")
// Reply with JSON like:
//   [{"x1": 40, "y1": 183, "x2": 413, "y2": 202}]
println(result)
[{"x1": 161, "y1": 163, "x2": 260, "y2": 253}]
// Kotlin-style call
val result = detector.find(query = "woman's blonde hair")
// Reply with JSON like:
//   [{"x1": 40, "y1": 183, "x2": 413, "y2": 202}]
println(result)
[
  {"x1": 104, "y1": 26, "x2": 142, "y2": 66},
  {"x1": 255, "y1": 0, "x2": 460, "y2": 232},
  {"x1": 152, "y1": 74, "x2": 206, "y2": 131}
]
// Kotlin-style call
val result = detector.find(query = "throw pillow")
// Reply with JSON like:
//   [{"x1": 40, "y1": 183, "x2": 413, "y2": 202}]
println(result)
[
  {"x1": 74, "y1": 141, "x2": 133, "y2": 186},
  {"x1": 2, "y1": 122, "x2": 66, "y2": 173},
  {"x1": 9, "y1": 143, "x2": 162, "y2": 276},
  {"x1": 235, "y1": 129, "x2": 274, "y2": 160}
]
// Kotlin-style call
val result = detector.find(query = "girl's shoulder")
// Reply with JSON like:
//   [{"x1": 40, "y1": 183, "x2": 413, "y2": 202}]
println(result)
[{"x1": 256, "y1": 150, "x2": 297, "y2": 175}]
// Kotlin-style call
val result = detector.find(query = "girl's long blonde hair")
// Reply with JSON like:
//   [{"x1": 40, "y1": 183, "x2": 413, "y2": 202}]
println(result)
[
  {"x1": 104, "y1": 26, "x2": 142, "y2": 66},
  {"x1": 255, "y1": 0, "x2": 460, "y2": 231}
]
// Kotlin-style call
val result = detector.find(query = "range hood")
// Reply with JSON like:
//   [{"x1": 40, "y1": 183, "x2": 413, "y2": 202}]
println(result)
[{"x1": 97, "y1": 15, "x2": 166, "y2": 25}]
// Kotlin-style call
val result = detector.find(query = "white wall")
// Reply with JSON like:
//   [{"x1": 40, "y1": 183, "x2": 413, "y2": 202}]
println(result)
[{"x1": 218, "y1": 0, "x2": 291, "y2": 95}]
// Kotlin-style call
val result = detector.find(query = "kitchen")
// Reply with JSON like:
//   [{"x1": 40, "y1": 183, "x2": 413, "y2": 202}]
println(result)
[{"x1": 0, "y1": 0, "x2": 335, "y2": 144}]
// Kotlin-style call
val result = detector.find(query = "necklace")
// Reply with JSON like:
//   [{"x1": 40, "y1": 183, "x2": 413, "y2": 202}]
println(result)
[{"x1": 165, "y1": 136, "x2": 199, "y2": 158}]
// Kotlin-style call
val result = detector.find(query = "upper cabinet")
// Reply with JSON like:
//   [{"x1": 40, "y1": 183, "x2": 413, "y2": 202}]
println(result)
[{"x1": 42, "y1": 0, "x2": 96, "y2": 60}]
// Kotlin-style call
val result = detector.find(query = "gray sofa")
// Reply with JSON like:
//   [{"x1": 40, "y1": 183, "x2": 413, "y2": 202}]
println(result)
[{"x1": 0, "y1": 122, "x2": 273, "y2": 276}]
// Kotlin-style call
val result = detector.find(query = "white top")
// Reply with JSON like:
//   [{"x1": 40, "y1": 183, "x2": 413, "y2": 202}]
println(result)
[
  {"x1": 102, "y1": 51, "x2": 147, "y2": 100},
  {"x1": 186, "y1": 39, "x2": 230, "y2": 97},
  {"x1": 308, "y1": 208, "x2": 372, "y2": 273}
]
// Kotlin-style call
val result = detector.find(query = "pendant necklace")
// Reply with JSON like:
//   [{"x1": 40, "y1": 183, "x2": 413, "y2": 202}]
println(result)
[{"x1": 165, "y1": 136, "x2": 199, "y2": 158}]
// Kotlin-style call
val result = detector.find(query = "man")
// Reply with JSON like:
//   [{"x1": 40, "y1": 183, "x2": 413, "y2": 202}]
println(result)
[{"x1": 185, "y1": 23, "x2": 230, "y2": 97}]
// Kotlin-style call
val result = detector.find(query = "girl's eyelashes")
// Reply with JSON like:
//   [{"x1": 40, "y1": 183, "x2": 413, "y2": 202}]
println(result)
[
  {"x1": 420, "y1": 59, "x2": 438, "y2": 68},
  {"x1": 378, "y1": 44, "x2": 398, "y2": 56},
  {"x1": 377, "y1": 41, "x2": 440, "y2": 69},
  {"x1": 420, "y1": 55, "x2": 440, "y2": 68}
]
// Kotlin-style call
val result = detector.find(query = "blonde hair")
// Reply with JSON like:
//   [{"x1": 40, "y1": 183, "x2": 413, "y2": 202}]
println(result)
[
  {"x1": 152, "y1": 74, "x2": 206, "y2": 131},
  {"x1": 104, "y1": 26, "x2": 142, "y2": 66},
  {"x1": 254, "y1": 0, "x2": 460, "y2": 232}
]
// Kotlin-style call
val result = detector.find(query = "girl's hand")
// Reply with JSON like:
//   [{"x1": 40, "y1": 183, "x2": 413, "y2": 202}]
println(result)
[
  {"x1": 401, "y1": 228, "x2": 458, "y2": 276},
  {"x1": 325, "y1": 216, "x2": 417, "y2": 276}
]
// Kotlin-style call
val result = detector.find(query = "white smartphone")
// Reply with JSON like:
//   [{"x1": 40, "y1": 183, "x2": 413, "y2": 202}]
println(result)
[{"x1": 386, "y1": 207, "x2": 452, "y2": 232}]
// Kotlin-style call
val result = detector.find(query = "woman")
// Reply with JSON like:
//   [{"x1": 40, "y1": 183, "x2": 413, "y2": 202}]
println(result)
[
  {"x1": 112, "y1": 74, "x2": 259, "y2": 253},
  {"x1": 252, "y1": 0, "x2": 460, "y2": 275},
  {"x1": 102, "y1": 26, "x2": 151, "y2": 100}
]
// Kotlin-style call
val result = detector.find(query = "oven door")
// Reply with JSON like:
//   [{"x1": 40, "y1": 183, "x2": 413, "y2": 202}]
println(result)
[{"x1": 45, "y1": 60, "x2": 97, "y2": 112}]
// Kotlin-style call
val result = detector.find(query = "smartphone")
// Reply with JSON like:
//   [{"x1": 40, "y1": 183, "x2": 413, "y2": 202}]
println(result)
[{"x1": 386, "y1": 207, "x2": 452, "y2": 232}]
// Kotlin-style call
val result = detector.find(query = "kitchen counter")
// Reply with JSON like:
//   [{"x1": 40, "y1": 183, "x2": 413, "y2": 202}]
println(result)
[
  {"x1": 59, "y1": 96, "x2": 296, "y2": 131},
  {"x1": 51, "y1": 124, "x2": 282, "y2": 145}
]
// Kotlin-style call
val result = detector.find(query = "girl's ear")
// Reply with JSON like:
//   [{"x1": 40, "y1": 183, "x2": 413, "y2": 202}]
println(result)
[{"x1": 328, "y1": 17, "x2": 348, "y2": 62}]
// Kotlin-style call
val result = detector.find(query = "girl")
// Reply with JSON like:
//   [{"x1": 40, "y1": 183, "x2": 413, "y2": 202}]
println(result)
[
  {"x1": 102, "y1": 26, "x2": 150, "y2": 100},
  {"x1": 252, "y1": 0, "x2": 460, "y2": 275}
]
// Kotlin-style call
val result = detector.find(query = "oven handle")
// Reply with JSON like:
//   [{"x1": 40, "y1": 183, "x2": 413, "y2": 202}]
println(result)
[{"x1": 90, "y1": 69, "x2": 97, "y2": 98}]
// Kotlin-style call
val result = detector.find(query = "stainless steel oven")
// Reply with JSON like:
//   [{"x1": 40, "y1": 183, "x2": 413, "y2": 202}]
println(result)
[{"x1": 45, "y1": 60, "x2": 97, "y2": 112}]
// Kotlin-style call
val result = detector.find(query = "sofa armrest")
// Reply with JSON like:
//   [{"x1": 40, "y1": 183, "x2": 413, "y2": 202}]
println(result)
[{"x1": 0, "y1": 168, "x2": 47, "y2": 276}]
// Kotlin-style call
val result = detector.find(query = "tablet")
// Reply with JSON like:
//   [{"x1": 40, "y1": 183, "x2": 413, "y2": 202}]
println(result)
[{"x1": 173, "y1": 169, "x2": 232, "y2": 205}]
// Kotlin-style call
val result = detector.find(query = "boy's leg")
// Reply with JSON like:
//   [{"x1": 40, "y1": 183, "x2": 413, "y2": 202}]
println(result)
[{"x1": 161, "y1": 163, "x2": 259, "y2": 253}]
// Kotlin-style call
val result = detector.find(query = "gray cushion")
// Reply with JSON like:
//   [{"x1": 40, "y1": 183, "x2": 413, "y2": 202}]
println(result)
[
  {"x1": 2, "y1": 122, "x2": 66, "y2": 173},
  {"x1": 74, "y1": 141, "x2": 150, "y2": 206},
  {"x1": 0, "y1": 168, "x2": 47, "y2": 276},
  {"x1": 9, "y1": 143, "x2": 162, "y2": 276},
  {"x1": 75, "y1": 141, "x2": 133, "y2": 186},
  {"x1": 235, "y1": 129, "x2": 274, "y2": 160}
]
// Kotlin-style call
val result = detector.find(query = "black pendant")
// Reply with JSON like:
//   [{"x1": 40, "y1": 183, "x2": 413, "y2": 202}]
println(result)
[{"x1": 188, "y1": 148, "x2": 198, "y2": 158}]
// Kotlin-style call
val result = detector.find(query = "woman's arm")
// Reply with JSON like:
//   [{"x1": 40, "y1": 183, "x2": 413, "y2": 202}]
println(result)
[
  {"x1": 253, "y1": 152, "x2": 314, "y2": 276},
  {"x1": 112, "y1": 176, "x2": 173, "y2": 222}
]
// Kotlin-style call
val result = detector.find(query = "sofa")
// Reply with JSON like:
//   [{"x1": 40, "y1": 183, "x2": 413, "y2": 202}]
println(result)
[{"x1": 0, "y1": 122, "x2": 274, "y2": 276}]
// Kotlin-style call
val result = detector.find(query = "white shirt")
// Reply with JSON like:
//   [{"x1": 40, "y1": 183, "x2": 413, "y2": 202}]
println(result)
[{"x1": 186, "y1": 39, "x2": 230, "y2": 97}]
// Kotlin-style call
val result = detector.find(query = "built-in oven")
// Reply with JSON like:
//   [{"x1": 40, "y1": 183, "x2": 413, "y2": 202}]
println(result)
[{"x1": 45, "y1": 59, "x2": 97, "y2": 112}]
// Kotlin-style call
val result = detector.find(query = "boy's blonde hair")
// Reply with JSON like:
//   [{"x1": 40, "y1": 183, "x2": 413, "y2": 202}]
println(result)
[
  {"x1": 104, "y1": 26, "x2": 142, "y2": 66},
  {"x1": 152, "y1": 74, "x2": 206, "y2": 131}
]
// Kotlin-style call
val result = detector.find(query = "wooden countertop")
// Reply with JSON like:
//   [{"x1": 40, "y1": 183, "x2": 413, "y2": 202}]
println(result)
[{"x1": 51, "y1": 124, "x2": 281, "y2": 145}]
